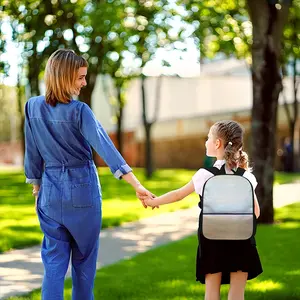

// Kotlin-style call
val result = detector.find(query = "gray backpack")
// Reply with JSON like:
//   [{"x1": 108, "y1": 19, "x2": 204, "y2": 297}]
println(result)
[{"x1": 200, "y1": 165, "x2": 255, "y2": 240}]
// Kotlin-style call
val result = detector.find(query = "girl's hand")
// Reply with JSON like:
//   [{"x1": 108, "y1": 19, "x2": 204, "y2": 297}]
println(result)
[
  {"x1": 135, "y1": 185, "x2": 156, "y2": 208},
  {"x1": 144, "y1": 196, "x2": 158, "y2": 208}
]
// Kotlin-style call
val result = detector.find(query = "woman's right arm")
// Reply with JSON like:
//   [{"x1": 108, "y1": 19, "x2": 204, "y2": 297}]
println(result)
[
  {"x1": 79, "y1": 103, "x2": 153, "y2": 207},
  {"x1": 79, "y1": 103, "x2": 132, "y2": 180}
]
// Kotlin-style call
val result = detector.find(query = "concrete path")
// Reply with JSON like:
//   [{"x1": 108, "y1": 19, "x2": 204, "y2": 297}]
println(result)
[{"x1": 1, "y1": 183, "x2": 299, "y2": 299}]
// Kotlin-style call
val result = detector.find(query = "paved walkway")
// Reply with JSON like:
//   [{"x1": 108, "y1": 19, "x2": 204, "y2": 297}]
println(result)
[{"x1": 0, "y1": 183, "x2": 299, "y2": 299}]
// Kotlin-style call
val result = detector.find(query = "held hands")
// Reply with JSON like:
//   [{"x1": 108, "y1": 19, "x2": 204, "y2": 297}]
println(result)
[
  {"x1": 135, "y1": 185, "x2": 159, "y2": 209},
  {"x1": 144, "y1": 195, "x2": 158, "y2": 208}
]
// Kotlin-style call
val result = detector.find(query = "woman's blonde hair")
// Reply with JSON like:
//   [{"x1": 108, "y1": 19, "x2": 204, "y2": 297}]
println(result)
[
  {"x1": 45, "y1": 49, "x2": 88, "y2": 106},
  {"x1": 211, "y1": 120, "x2": 250, "y2": 170}
]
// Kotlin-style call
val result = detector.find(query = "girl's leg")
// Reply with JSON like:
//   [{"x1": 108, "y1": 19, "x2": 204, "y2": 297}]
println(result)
[
  {"x1": 205, "y1": 272, "x2": 222, "y2": 300},
  {"x1": 228, "y1": 271, "x2": 248, "y2": 300}
]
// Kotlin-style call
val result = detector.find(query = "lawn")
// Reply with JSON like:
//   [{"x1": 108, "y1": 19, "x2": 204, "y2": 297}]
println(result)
[
  {"x1": 0, "y1": 167, "x2": 299, "y2": 253},
  {"x1": 0, "y1": 167, "x2": 198, "y2": 253},
  {"x1": 274, "y1": 171, "x2": 300, "y2": 185},
  {"x1": 7, "y1": 202, "x2": 300, "y2": 300}
]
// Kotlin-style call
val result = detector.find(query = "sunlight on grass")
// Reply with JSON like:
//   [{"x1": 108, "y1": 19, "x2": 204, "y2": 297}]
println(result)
[
  {"x1": 0, "y1": 167, "x2": 198, "y2": 253},
  {"x1": 7, "y1": 203, "x2": 300, "y2": 300},
  {"x1": 1, "y1": 167, "x2": 299, "y2": 254},
  {"x1": 276, "y1": 222, "x2": 300, "y2": 229},
  {"x1": 274, "y1": 171, "x2": 300, "y2": 185},
  {"x1": 157, "y1": 279, "x2": 189, "y2": 289},
  {"x1": 286, "y1": 270, "x2": 300, "y2": 275},
  {"x1": 247, "y1": 280, "x2": 283, "y2": 292}
]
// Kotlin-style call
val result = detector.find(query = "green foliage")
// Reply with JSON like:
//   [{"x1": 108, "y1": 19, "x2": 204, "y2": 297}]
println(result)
[
  {"x1": 2, "y1": 0, "x2": 182, "y2": 100},
  {"x1": 282, "y1": 0, "x2": 300, "y2": 64},
  {"x1": 182, "y1": 0, "x2": 299, "y2": 69},
  {"x1": 182, "y1": 0, "x2": 251, "y2": 61}
]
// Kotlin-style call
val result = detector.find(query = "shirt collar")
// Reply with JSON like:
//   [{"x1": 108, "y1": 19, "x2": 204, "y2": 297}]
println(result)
[{"x1": 213, "y1": 159, "x2": 226, "y2": 168}]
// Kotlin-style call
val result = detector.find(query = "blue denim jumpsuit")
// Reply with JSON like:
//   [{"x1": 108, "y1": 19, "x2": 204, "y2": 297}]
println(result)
[{"x1": 24, "y1": 96, "x2": 132, "y2": 300}]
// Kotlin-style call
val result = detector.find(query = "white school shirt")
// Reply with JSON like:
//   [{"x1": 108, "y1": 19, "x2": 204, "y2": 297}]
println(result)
[{"x1": 192, "y1": 160, "x2": 258, "y2": 196}]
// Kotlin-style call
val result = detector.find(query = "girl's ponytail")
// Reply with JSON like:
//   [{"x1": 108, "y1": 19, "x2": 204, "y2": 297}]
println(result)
[
  {"x1": 238, "y1": 150, "x2": 249, "y2": 170},
  {"x1": 212, "y1": 120, "x2": 251, "y2": 171},
  {"x1": 224, "y1": 143, "x2": 239, "y2": 170},
  {"x1": 224, "y1": 146, "x2": 250, "y2": 171}
]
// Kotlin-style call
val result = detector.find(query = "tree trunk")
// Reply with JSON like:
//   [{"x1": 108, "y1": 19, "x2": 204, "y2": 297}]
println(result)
[
  {"x1": 292, "y1": 57, "x2": 300, "y2": 170},
  {"x1": 116, "y1": 85, "x2": 124, "y2": 155},
  {"x1": 79, "y1": 72, "x2": 98, "y2": 107},
  {"x1": 141, "y1": 75, "x2": 154, "y2": 178},
  {"x1": 144, "y1": 122, "x2": 153, "y2": 178},
  {"x1": 27, "y1": 55, "x2": 41, "y2": 96},
  {"x1": 248, "y1": 0, "x2": 290, "y2": 223},
  {"x1": 17, "y1": 76, "x2": 25, "y2": 165}
]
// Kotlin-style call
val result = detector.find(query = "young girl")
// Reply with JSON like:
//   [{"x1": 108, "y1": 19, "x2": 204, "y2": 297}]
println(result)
[{"x1": 145, "y1": 120, "x2": 263, "y2": 300}]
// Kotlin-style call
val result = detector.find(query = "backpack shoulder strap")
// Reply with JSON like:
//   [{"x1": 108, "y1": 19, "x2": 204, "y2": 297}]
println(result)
[
  {"x1": 203, "y1": 167, "x2": 222, "y2": 176},
  {"x1": 233, "y1": 167, "x2": 246, "y2": 176}
]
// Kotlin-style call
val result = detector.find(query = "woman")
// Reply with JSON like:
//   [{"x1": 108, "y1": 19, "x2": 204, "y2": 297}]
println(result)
[{"x1": 24, "y1": 49, "x2": 153, "y2": 300}]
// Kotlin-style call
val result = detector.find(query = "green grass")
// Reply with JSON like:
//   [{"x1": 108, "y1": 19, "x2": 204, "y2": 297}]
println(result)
[
  {"x1": 274, "y1": 171, "x2": 300, "y2": 185},
  {"x1": 0, "y1": 167, "x2": 197, "y2": 253},
  {"x1": 7, "y1": 203, "x2": 300, "y2": 300},
  {"x1": 1, "y1": 167, "x2": 300, "y2": 253}
]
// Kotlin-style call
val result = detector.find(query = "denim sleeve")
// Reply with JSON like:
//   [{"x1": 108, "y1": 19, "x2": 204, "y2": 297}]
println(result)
[
  {"x1": 24, "y1": 101, "x2": 44, "y2": 185},
  {"x1": 79, "y1": 103, "x2": 132, "y2": 179}
]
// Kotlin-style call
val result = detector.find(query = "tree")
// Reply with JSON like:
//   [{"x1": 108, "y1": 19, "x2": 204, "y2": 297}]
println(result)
[
  {"x1": 124, "y1": 0, "x2": 180, "y2": 178},
  {"x1": 248, "y1": 0, "x2": 291, "y2": 223},
  {"x1": 281, "y1": 0, "x2": 300, "y2": 171},
  {"x1": 4, "y1": 0, "x2": 87, "y2": 97},
  {"x1": 181, "y1": 0, "x2": 293, "y2": 223}
]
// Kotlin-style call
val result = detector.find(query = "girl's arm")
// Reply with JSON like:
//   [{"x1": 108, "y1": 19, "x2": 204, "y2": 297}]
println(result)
[
  {"x1": 254, "y1": 193, "x2": 260, "y2": 219},
  {"x1": 145, "y1": 181, "x2": 195, "y2": 207}
]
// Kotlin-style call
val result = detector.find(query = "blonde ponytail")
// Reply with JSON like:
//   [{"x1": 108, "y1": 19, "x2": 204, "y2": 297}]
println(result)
[
  {"x1": 238, "y1": 150, "x2": 249, "y2": 170},
  {"x1": 212, "y1": 120, "x2": 251, "y2": 171}
]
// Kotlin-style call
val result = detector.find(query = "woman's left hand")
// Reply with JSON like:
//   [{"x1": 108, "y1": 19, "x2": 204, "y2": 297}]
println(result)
[{"x1": 35, "y1": 196, "x2": 38, "y2": 212}]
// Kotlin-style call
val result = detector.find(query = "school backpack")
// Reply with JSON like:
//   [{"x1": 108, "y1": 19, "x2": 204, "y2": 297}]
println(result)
[{"x1": 200, "y1": 164, "x2": 255, "y2": 240}]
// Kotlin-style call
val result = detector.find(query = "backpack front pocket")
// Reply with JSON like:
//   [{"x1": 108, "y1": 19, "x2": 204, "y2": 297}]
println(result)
[
  {"x1": 71, "y1": 183, "x2": 93, "y2": 208},
  {"x1": 202, "y1": 213, "x2": 254, "y2": 240}
]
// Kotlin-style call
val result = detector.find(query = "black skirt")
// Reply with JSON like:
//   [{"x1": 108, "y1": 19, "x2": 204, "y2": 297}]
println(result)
[{"x1": 196, "y1": 231, "x2": 263, "y2": 284}]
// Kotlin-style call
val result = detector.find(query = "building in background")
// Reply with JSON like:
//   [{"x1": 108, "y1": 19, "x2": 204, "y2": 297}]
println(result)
[
  {"x1": 0, "y1": 59, "x2": 295, "y2": 169},
  {"x1": 92, "y1": 59, "x2": 294, "y2": 170}
]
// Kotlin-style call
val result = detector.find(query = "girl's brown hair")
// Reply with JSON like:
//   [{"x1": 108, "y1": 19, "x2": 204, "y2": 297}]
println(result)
[
  {"x1": 212, "y1": 120, "x2": 250, "y2": 170},
  {"x1": 45, "y1": 49, "x2": 88, "y2": 106}
]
